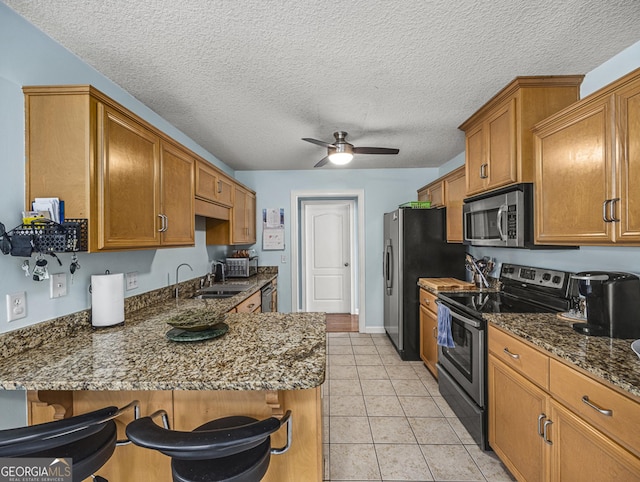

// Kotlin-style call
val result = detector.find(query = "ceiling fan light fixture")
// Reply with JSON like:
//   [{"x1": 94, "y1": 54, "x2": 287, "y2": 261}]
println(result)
[{"x1": 328, "y1": 152, "x2": 354, "y2": 165}]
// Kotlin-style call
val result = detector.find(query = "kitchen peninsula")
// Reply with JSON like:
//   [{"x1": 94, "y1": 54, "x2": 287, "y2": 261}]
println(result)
[{"x1": 0, "y1": 276, "x2": 325, "y2": 482}]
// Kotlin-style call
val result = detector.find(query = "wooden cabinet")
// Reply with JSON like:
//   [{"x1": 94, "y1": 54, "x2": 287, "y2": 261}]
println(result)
[
  {"x1": 416, "y1": 166, "x2": 466, "y2": 243},
  {"x1": 443, "y1": 167, "x2": 466, "y2": 243},
  {"x1": 533, "y1": 68, "x2": 640, "y2": 245},
  {"x1": 418, "y1": 288, "x2": 438, "y2": 378},
  {"x1": 488, "y1": 324, "x2": 640, "y2": 481},
  {"x1": 195, "y1": 159, "x2": 233, "y2": 207},
  {"x1": 205, "y1": 184, "x2": 257, "y2": 246},
  {"x1": 418, "y1": 181, "x2": 444, "y2": 207},
  {"x1": 459, "y1": 76, "x2": 583, "y2": 197},
  {"x1": 236, "y1": 291, "x2": 261, "y2": 313},
  {"x1": 24, "y1": 85, "x2": 195, "y2": 251},
  {"x1": 233, "y1": 185, "x2": 256, "y2": 244},
  {"x1": 488, "y1": 353, "x2": 549, "y2": 481}
]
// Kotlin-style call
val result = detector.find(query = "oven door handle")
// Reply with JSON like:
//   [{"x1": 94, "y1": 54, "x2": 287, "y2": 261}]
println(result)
[{"x1": 438, "y1": 301, "x2": 482, "y2": 329}]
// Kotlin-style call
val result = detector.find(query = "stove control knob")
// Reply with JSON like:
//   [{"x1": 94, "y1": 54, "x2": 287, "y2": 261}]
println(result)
[
  {"x1": 542, "y1": 273, "x2": 551, "y2": 281},
  {"x1": 552, "y1": 275, "x2": 562, "y2": 284}
]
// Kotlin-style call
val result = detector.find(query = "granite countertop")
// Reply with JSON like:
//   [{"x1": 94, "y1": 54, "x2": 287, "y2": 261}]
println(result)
[
  {"x1": 0, "y1": 273, "x2": 326, "y2": 392},
  {"x1": 486, "y1": 313, "x2": 640, "y2": 399}
]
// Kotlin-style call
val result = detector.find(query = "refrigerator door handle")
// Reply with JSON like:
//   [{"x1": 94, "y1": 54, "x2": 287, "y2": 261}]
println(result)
[{"x1": 384, "y1": 240, "x2": 393, "y2": 295}]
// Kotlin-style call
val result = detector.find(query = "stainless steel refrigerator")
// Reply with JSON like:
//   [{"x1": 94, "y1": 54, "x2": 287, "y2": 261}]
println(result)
[{"x1": 383, "y1": 208, "x2": 466, "y2": 360}]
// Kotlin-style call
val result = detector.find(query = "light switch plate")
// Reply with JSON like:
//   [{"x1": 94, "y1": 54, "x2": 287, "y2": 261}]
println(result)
[
  {"x1": 6, "y1": 292, "x2": 26, "y2": 322},
  {"x1": 50, "y1": 273, "x2": 67, "y2": 298}
]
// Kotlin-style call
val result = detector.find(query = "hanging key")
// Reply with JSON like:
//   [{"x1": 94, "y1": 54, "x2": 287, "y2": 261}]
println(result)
[{"x1": 21, "y1": 260, "x2": 30, "y2": 277}]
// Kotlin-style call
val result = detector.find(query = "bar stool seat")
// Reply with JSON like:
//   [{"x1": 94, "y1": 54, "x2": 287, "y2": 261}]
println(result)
[
  {"x1": 0, "y1": 401, "x2": 138, "y2": 482},
  {"x1": 126, "y1": 410, "x2": 292, "y2": 482}
]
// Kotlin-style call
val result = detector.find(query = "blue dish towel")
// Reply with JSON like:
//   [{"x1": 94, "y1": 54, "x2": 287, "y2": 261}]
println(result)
[{"x1": 437, "y1": 302, "x2": 455, "y2": 348}]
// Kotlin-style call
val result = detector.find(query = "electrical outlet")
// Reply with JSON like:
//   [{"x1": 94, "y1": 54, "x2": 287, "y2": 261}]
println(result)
[
  {"x1": 281, "y1": 255, "x2": 287, "y2": 264},
  {"x1": 126, "y1": 271, "x2": 139, "y2": 291},
  {"x1": 50, "y1": 273, "x2": 67, "y2": 298},
  {"x1": 6, "y1": 292, "x2": 26, "y2": 322}
]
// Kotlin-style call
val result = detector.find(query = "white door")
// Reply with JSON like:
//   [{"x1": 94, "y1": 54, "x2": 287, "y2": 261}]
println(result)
[{"x1": 302, "y1": 201, "x2": 353, "y2": 313}]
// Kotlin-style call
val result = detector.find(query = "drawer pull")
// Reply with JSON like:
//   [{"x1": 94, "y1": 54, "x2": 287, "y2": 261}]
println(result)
[
  {"x1": 581, "y1": 395, "x2": 613, "y2": 417},
  {"x1": 537, "y1": 413, "x2": 546, "y2": 437},
  {"x1": 543, "y1": 419, "x2": 553, "y2": 445},
  {"x1": 503, "y1": 347, "x2": 520, "y2": 359},
  {"x1": 432, "y1": 327, "x2": 437, "y2": 339},
  {"x1": 247, "y1": 303, "x2": 256, "y2": 309}
]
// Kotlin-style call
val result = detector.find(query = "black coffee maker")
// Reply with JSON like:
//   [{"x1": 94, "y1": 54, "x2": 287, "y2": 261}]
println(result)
[{"x1": 571, "y1": 271, "x2": 640, "y2": 338}]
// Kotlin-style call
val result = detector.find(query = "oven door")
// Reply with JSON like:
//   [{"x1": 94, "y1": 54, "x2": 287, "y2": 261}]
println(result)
[{"x1": 437, "y1": 303, "x2": 485, "y2": 407}]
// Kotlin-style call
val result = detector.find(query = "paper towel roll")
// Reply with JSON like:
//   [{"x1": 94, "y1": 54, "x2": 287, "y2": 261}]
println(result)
[{"x1": 91, "y1": 272, "x2": 124, "y2": 327}]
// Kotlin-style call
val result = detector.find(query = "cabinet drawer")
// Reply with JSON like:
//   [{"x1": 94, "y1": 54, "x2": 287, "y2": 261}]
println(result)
[
  {"x1": 236, "y1": 291, "x2": 261, "y2": 313},
  {"x1": 549, "y1": 359, "x2": 640, "y2": 456},
  {"x1": 419, "y1": 289, "x2": 438, "y2": 314},
  {"x1": 488, "y1": 325, "x2": 549, "y2": 390}
]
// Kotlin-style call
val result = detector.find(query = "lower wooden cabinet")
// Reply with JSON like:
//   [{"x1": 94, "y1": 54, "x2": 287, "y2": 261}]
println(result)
[
  {"x1": 488, "y1": 353, "x2": 549, "y2": 481},
  {"x1": 549, "y1": 399, "x2": 640, "y2": 481},
  {"x1": 488, "y1": 325, "x2": 640, "y2": 481},
  {"x1": 419, "y1": 288, "x2": 438, "y2": 378}
]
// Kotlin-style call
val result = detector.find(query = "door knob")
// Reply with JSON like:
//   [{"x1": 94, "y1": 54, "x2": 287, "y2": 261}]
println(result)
[{"x1": 344, "y1": 262, "x2": 349, "y2": 267}]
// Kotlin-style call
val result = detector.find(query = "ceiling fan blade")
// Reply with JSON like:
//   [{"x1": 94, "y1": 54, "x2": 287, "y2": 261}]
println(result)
[
  {"x1": 353, "y1": 147, "x2": 400, "y2": 155},
  {"x1": 314, "y1": 156, "x2": 330, "y2": 168},
  {"x1": 302, "y1": 137, "x2": 334, "y2": 148}
]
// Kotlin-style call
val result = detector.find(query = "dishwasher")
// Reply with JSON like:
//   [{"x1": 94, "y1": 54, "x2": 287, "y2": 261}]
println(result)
[{"x1": 261, "y1": 283, "x2": 274, "y2": 312}]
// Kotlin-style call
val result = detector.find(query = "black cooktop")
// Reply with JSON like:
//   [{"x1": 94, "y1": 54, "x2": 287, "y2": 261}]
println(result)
[{"x1": 438, "y1": 291, "x2": 559, "y2": 316}]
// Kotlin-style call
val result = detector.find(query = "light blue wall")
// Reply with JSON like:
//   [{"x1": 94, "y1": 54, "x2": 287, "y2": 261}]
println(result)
[
  {"x1": 236, "y1": 168, "x2": 440, "y2": 329},
  {"x1": 470, "y1": 39, "x2": 640, "y2": 277},
  {"x1": 0, "y1": 4, "x2": 231, "y2": 336}
]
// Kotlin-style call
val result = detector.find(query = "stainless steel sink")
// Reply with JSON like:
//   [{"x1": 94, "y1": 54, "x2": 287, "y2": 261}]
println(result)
[
  {"x1": 193, "y1": 293, "x2": 236, "y2": 299},
  {"x1": 193, "y1": 284, "x2": 250, "y2": 299}
]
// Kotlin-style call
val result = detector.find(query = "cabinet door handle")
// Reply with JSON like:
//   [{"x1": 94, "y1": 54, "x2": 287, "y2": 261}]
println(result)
[
  {"x1": 503, "y1": 347, "x2": 520, "y2": 359},
  {"x1": 602, "y1": 199, "x2": 612, "y2": 222},
  {"x1": 479, "y1": 163, "x2": 488, "y2": 179},
  {"x1": 537, "y1": 413, "x2": 546, "y2": 437},
  {"x1": 158, "y1": 214, "x2": 166, "y2": 232},
  {"x1": 581, "y1": 395, "x2": 613, "y2": 416},
  {"x1": 432, "y1": 327, "x2": 437, "y2": 339},
  {"x1": 163, "y1": 214, "x2": 168, "y2": 232},
  {"x1": 543, "y1": 419, "x2": 553, "y2": 445},
  {"x1": 609, "y1": 198, "x2": 620, "y2": 222},
  {"x1": 217, "y1": 180, "x2": 222, "y2": 194}
]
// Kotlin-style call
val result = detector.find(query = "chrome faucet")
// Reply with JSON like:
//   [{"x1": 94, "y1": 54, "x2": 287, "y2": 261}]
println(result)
[
  {"x1": 210, "y1": 260, "x2": 226, "y2": 284},
  {"x1": 175, "y1": 263, "x2": 193, "y2": 299}
]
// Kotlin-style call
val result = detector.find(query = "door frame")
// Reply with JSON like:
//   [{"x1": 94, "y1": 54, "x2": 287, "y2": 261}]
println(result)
[{"x1": 291, "y1": 189, "x2": 366, "y2": 332}]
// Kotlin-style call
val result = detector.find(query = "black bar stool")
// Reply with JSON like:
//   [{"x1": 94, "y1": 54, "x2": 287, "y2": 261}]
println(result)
[
  {"x1": 0, "y1": 400, "x2": 139, "y2": 482},
  {"x1": 126, "y1": 409, "x2": 292, "y2": 482}
]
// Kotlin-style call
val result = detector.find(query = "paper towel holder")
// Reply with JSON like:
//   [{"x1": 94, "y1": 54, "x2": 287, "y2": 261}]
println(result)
[{"x1": 90, "y1": 270, "x2": 125, "y2": 328}]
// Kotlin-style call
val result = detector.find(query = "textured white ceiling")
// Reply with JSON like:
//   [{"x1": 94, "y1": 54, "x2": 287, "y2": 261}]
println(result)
[{"x1": 3, "y1": 1, "x2": 640, "y2": 170}]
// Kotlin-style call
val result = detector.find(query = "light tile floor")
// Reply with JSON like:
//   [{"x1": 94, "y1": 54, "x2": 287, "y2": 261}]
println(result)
[{"x1": 322, "y1": 332, "x2": 516, "y2": 482}]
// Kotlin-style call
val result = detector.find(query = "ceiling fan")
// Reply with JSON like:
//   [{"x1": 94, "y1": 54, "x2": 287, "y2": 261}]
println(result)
[{"x1": 302, "y1": 131, "x2": 399, "y2": 168}]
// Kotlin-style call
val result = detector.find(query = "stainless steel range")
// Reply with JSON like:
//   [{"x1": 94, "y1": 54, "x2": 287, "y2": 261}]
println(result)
[{"x1": 436, "y1": 263, "x2": 576, "y2": 450}]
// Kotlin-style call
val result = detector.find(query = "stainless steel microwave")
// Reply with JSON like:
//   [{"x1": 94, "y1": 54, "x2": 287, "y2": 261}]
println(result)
[{"x1": 463, "y1": 183, "x2": 533, "y2": 248}]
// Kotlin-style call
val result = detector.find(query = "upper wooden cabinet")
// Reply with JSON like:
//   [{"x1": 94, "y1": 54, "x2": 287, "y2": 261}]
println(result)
[
  {"x1": 24, "y1": 85, "x2": 195, "y2": 251},
  {"x1": 459, "y1": 76, "x2": 583, "y2": 197},
  {"x1": 195, "y1": 159, "x2": 233, "y2": 207},
  {"x1": 533, "y1": 68, "x2": 640, "y2": 245},
  {"x1": 417, "y1": 166, "x2": 465, "y2": 243},
  {"x1": 205, "y1": 184, "x2": 256, "y2": 246},
  {"x1": 232, "y1": 185, "x2": 256, "y2": 245},
  {"x1": 418, "y1": 180, "x2": 444, "y2": 207},
  {"x1": 443, "y1": 167, "x2": 466, "y2": 243}
]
